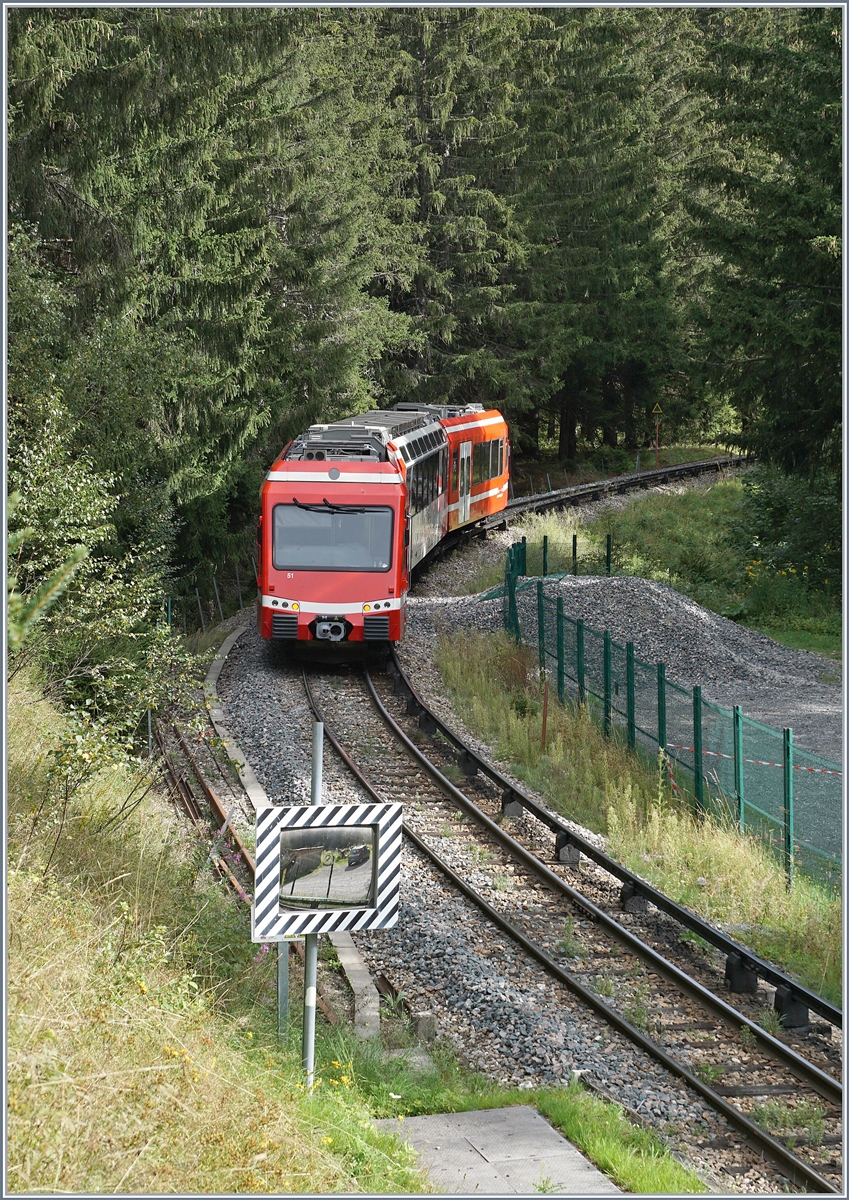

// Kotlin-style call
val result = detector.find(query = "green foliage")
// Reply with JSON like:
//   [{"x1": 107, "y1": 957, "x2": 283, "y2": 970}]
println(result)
[
  {"x1": 688, "y1": 9, "x2": 842, "y2": 473},
  {"x1": 535, "y1": 1082, "x2": 706, "y2": 1193},
  {"x1": 7, "y1": 494, "x2": 87, "y2": 653},
  {"x1": 738, "y1": 466, "x2": 840, "y2": 594}
]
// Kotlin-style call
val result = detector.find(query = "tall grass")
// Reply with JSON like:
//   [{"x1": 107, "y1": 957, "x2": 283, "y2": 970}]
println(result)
[
  {"x1": 6, "y1": 673, "x2": 431, "y2": 1194},
  {"x1": 435, "y1": 631, "x2": 841, "y2": 1003}
]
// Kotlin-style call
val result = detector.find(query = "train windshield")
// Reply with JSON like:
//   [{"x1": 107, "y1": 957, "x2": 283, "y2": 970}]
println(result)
[{"x1": 272, "y1": 504, "x2": 393, "y2": 572}]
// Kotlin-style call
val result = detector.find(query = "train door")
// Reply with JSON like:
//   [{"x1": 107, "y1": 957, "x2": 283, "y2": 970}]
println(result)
[{"x1": 459, "y1": 441, "x2": 472, "y2": 524}]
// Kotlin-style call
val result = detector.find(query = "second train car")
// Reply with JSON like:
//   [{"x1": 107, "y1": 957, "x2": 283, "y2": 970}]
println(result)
[{"x1": 256, "y1": 402, "x2": 510, "y2": 645}]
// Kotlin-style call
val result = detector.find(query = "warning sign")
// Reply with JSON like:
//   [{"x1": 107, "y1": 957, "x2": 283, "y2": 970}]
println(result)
[{"x1": 652, "y1": 404, "x2": 663, "y2": 415}]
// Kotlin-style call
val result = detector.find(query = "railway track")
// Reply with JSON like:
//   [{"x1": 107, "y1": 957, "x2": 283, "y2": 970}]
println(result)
[
  {"x1": 496, "y1": 456, "x2": 748, "y2": 524},
  {"x1": 298, "y1": 659, "x2": 841, "y2": 1193}
]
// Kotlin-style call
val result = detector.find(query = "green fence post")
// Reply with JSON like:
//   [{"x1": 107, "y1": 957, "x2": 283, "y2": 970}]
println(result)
[
  {"x1": 556, "y1": 598, "x2": 565, "y2": 705},
  {"x1": 542, "y1": 535, "x2": 548, "y2": 578},
  {"x1": 537, "y1": 581, "x2": 545, "y2": 674},
  {"x1": 577, "y1": 619, "x2": 585, "y2": 704},
  {"x1": 626, "y1": 642, "x2": 636, "y2": 749},
  {"x1": 734, "y1": 705, "x2": 745, "y2": 833},
  {"x1": 605, "y1": 534, "x2": 612, "y2": 576},
  {"x1": 783, "y1": 728, "x2": 794, "y2": 888},
  {"x1": 603, "y1": 631, "x2": 612, "y2": 736},
  {"x1": 507, "y1": 570, "x2": 519, "y2": 641},
  {"x1": 657, "y1": 663, "x2": 667, "y2": 758},
  {"x1": 693, "y1": 685, "x2": 704, "y2": 816},
  {"x1": 572, "y1": 534, "x2": 577, "y2": 576},
  {"x1": 521, "y1": 536, "x2": 527, "y2": 575}
]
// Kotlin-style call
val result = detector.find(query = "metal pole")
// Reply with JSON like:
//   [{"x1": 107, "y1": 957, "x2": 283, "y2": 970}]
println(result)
[
  {"x1": 167, "y1": 596, "x2": 172, "y2": 626},
  {"x1": 626, "y1": 642, "x2": 635, "y2": 749},
  {"x1": 693, "y1": 685, "x2": 704, "y2": 816},
  {"x1": 147, "y1": 710, "x2": 153, "y2": 757},
  {"x1": 195, "y1": 587, "x2": 206, "y2": 632},
  {"x1": 657, "y1": 663, "x2": 667, "y2": 760},
  {"x1": 556, "y1": 597, "x2": 565, "y2": 705},
  {"x1": 603, "y1": 631, "x2": 611, "y2": 737},
  {"x1": 655, "y1": 419, "x2": 659, "y2": 468},
  {"x1": 605, "y1": 534, "x2": 612, "y2": 577},
  {"x1": 783, "y1": 728, "x2": 794, "y2": 888},
  {"x1": 278, "y1": 943, "x2": 289, "y2": 1039},
  {"x1": 537, "y1": 580, "x2": 545, "y2": 674},
  {"x1": 541, "y1": 679, "x2": 549, "y2": 752},
  {"x1": 577, "y1": 619, "x2": 585, "y2": 705},
  {"x1": 311, "y1": 721, "x2": 324, "y2": 805},
  {"x1": 235, "y1": 562, "x2": 243, "y2": 609},
  {"x1": 734, "y1": 705, "x2": 745, "y2": 832},
  {"x1": 572, "y1": 534, "x2": 577, "y2": 576},
  {"x1": 302, "y1": 721, "x2": 323, "y2": 1086},
  {"x1": 542, "y1": 534, "x2": 548, "y2": 578},
  {"x1": 521, "y1": 536, "x2": 527, "y2": 576},
  {"x1": 212, "y1": 571, "x2": 224, "y2": 622}
]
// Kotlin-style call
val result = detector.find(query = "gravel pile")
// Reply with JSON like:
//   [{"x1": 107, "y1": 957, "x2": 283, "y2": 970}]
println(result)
[{"x1": 405, "y1": 572, "x2": 842, "y2": 764}]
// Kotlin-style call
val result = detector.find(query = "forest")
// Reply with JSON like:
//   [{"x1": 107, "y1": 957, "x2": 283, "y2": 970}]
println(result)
[{"x1": 7, "y1": 7, "x2": 842, "y2": 736}]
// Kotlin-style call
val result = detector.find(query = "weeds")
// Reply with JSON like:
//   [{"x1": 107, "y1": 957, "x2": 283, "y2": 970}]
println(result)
[
  {"x1": 757, "y1": 1006, "x2": 784, "y2": 1036},
  {"x1": 557, "y1": 917, "x2": 584, "y2": 959},
  {"x1": 594, "y1": 975, "x2": 615, "y2": 997},
  {"x1": 750, "y1": 1098, "x2": 825, "y2": 1147}
]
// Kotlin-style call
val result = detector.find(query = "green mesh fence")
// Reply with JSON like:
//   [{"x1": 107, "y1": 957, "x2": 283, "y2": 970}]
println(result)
[{"x1": 500, "y1": 549, "x2": 842, "y2": 886}]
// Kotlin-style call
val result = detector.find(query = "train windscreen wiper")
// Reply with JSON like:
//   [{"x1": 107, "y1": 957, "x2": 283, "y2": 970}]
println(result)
[{"x1": 291, "y1": 497, "x2": 368, "y2": 514}]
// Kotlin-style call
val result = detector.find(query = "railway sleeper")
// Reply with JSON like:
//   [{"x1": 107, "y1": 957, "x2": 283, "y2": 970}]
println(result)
[
  {"x1": 457, "y1": 748, "x2": 477, "y2": 778},
  {"x1": 500, "y1": 788, "x2": 524, "y2": 818},
  {"x1": 725, "y1": 951, "x2": 759, "y2": 994},
  {"x1": 554, "y1": 830, "x2": 581, "y2": 867},
  {"x1": 620, "y1": 880, "x2": 649, "y2": 913},
  {"x1": 774, "y1": 984, "x2": 811, "y2": 1031}
]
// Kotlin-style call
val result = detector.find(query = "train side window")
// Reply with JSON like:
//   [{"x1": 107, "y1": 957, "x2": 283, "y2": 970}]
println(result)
[{"x1": 451, "y1": 450, "x2": 458, "y2": 494}]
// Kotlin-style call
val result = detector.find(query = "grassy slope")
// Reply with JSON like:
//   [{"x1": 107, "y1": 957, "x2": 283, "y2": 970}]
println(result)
[
  {"x1": 436, "y1": 632, "x2": 841, "y2": 1004},
  {"x1": 7, "y1": 670, "x2": 704, "y2": 1194}
]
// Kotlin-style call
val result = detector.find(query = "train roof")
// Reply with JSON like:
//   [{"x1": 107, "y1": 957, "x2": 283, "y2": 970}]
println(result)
[{"x1": 283, "y1": 403, "x2": 486, "y2": 463}]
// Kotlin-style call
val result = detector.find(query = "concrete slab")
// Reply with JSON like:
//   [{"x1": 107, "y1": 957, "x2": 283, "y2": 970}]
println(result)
[{"x1": 376, "y1": 1105, "x2": 621, "y2": 1194}]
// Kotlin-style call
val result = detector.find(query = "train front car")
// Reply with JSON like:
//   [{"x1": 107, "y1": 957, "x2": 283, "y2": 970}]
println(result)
[{"x1": 258, "y1": 409, "x2": 421, "y2": 646}]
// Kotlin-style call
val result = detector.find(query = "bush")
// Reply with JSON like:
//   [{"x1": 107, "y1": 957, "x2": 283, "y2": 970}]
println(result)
[{"x1": 738, "y1": 466, "x2": 840, "y2": 597}]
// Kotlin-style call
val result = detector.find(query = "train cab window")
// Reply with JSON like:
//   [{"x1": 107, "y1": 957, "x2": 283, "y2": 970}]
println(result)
[{"x1": 272, "y1": 504, "x2": 393, "y2": 572}]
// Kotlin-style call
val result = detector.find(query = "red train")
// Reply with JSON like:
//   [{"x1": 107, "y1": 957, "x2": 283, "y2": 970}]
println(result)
[{"x1": 256, "y1": 403, "x2": 510, "y2": 644}]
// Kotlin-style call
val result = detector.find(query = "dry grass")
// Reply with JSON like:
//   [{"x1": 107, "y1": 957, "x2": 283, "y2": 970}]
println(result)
[{"x1": 6, "y1": 673, "x2": 430, "y2": 1194}]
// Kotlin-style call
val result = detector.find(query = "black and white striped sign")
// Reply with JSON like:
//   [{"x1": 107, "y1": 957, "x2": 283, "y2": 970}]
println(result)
[{"x1": 251, "y1": 802, "x2": 403, "y2": 940}]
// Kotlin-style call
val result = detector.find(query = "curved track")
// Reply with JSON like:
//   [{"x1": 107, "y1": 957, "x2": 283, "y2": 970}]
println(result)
[{"x1": 301, "y1": 660, "x2": 841, "y2": 1193}]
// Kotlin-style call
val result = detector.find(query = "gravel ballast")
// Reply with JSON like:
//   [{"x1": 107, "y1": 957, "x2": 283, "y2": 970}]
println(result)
[{"x1": 213, "y1": 474, "x2": 840, "y2": 1193}]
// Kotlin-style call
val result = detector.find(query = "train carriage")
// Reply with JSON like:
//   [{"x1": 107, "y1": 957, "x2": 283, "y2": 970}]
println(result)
[{"x1": 257, "y1": 402, "x2": 509, "y2": 645}]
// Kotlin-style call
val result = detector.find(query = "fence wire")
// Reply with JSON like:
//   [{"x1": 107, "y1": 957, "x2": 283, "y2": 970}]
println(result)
[{"x1": 502, "y1": 551, "x2": 841, "y2": 886}]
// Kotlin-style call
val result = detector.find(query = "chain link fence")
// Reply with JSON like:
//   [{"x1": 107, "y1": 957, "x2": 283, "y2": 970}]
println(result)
[{"x1": 501, "y1": 541, "x2": 841, "y2": 887}]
